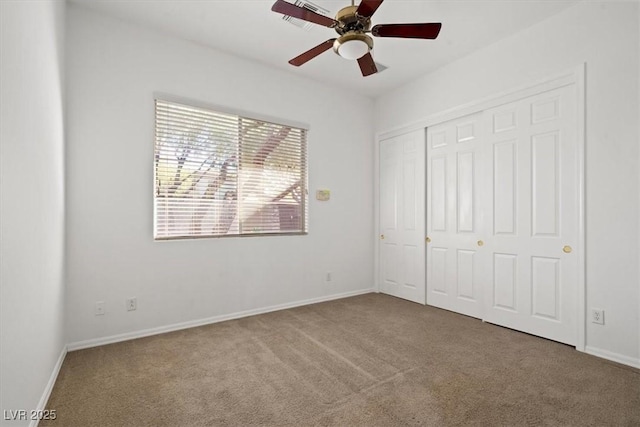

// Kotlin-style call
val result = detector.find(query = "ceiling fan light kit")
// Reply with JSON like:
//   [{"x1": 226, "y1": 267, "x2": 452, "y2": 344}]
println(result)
[
  {"x1": 334, "y1": 34, "x2": 373, "y2": 60},
  {"x1": 271, "y1": 0, "x2": 442, "y2": 77}
]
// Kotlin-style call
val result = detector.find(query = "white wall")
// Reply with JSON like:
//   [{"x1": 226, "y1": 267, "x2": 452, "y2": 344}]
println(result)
[
  {"x1": 0, "y1": 0, "x2": 67, "y2": 424},
  {"x1": 375, "y1": 1, "x2": 640, "y2": 364},
  {"x1": 65, "y1": 6, "x2": 374, "y2": 345}
]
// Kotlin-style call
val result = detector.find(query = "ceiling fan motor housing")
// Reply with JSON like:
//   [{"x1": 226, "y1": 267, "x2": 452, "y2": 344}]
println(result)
[{"x1": 335, "y1": 6, "x2": 371, "y2": 32}]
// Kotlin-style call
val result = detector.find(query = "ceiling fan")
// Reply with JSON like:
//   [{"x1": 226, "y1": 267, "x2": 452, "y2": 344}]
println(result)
[{"x1": 271, "y1": 0, "x2": 442, "y2": 77}]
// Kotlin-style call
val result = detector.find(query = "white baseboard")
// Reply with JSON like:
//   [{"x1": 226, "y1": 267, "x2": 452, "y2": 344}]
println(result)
[
  {"x1": 584, "y1": 346, "x2": 640, "y2": 369},
  {"x1": 67, "y1": 288, "x2": 375, "y2": 351},
  {"x1": 31, "y1": 345, "x2": 67, "y2": 427}
]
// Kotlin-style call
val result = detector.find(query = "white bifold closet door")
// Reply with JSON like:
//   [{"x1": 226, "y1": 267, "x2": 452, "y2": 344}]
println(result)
[
  {"x1": 426, "y1": 85, "x2": 579, "y2": 345},
  {"x1": 379, "y1": 129, "x2": 426, "y2": 304},
  {"x1": 426, "y1": 112, "x2": 485, "y2": 319},
  {"x1": 481, "y1": 85, "x2": 578, "y2": 345}
]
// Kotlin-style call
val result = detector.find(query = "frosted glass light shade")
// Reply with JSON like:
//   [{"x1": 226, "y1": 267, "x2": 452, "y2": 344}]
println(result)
[{"x1": 337, "y1": 39, "x2": 369, "y2": 60}]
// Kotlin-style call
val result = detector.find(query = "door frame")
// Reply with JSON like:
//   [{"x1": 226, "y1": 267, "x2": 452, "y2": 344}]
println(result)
[{"x1": 375, "y1": 64, "x2": 586, "y2": 351}]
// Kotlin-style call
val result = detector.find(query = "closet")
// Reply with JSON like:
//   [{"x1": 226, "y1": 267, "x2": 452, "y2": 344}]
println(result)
[{"x1": 379, "y1": 79, "x2": 582, "y2": 346}]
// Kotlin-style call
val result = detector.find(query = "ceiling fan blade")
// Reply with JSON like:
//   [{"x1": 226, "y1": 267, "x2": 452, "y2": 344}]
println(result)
[
  {"x1": 357, "y1": 52, "x2": 378, "y2": 77},
  {"x1": 372, "y1": 23, "x2": 442, "y2": 39},
  {"x1": 356, "y1": 0, "x2": 384, "y2": 18},
  {"x1": 289, "y1": 39, "x2": 336, "y2": 66},
  {"x1": 271, "y1": 0, "x2": 337, "y2": 28}
]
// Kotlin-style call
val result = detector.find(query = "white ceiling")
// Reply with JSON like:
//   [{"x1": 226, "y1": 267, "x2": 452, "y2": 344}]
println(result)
[{"x1": 70, "y1": 0, "x2": 579, "y2": 98}]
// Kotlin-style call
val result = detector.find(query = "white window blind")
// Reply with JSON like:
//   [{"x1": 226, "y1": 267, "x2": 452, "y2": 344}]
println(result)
[{"x1": 154, "y1": 99, "x2": 308, "y2": 239}]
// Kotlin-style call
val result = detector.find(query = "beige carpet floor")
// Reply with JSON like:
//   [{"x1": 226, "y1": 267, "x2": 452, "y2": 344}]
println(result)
[{"x1": 44, "y1": 293, "x2": 640, "y2": 426}]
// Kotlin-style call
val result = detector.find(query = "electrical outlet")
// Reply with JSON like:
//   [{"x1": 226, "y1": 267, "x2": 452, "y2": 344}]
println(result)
[
  {"x1": 326, "y1": 272, "x2": 332, "y2": 282},
  {"x1": 126, "y1": 297, "x2": 137, "y2": 311},
  {"x1": 95, "y1": 301, "x2": 105, "y2": 316},
  {"x1": 591, "y1": 308, "x2": 604, "y2": 325}
]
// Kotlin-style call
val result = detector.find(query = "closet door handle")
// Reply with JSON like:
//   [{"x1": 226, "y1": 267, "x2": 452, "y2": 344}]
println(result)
[
  {"x1": 425, "y1": 237, "x2": 431, "y2": 243},
  {"x1": 477, "y1": 240, "x2": 484, "y2": 247}
]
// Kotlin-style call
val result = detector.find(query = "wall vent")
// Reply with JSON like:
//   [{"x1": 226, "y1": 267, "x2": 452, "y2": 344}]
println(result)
[
  {"x1": 282, "y1": 1, "x2": 332, "y2": 31},
  {"x1": 375, "y1": 62, "x2": 388, "y2": 73}
]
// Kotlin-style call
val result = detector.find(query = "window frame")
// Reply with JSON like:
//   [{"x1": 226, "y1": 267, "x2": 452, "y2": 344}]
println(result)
[{"x1": 153, "y1": 94, "x2": 309, "y2": 241}]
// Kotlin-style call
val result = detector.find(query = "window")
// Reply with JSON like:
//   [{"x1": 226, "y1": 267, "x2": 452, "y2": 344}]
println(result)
[{"x1": 154, "y1": 99, "x2": 308, "y2": 239}]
